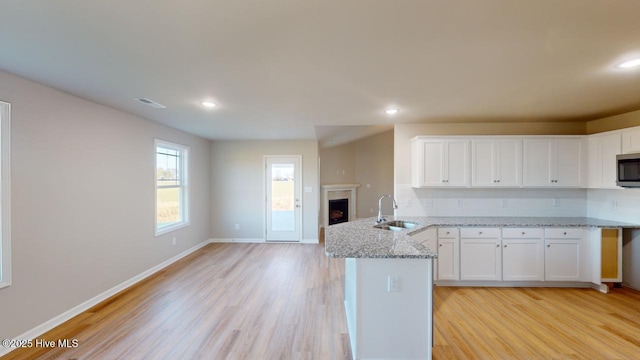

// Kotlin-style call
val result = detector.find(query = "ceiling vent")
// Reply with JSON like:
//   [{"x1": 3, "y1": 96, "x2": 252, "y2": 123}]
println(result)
[{"x1": 134, "y1": 97, "x2": 166, "y2": 109}]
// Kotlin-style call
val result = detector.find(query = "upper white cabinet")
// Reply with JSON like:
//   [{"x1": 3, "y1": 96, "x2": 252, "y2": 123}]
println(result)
[
  {"x1": 588, "y1": 133, "x2": 621, "y2": 189},
  {"x1": 523, "y1": 138, "x2": 584, "y2": 187},
  {"x1": 471, "y1": 139, "x2": 522, "y2": 187},
  {"x1": 411, "y1": 138, "x2": 470, "y2": 187},
  {"x1": 622, "y1": 127, "x2": 640, "y2": 154}
]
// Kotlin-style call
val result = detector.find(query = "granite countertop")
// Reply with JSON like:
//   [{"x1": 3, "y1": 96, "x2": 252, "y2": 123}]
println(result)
[{"x1": 324, "y1": 216, "x2": 639, "y2": 259}]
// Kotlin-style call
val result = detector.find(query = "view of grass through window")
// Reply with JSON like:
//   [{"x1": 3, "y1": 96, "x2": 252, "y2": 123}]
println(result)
[{"x1": 156, "y1": 146, "x2": 181, "y2": 227}]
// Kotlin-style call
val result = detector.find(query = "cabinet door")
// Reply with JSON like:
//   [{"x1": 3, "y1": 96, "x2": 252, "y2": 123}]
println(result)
[
  {"x1": 460, "y1": 238, "x2": 501, "y2": 281},
  {"x1": 445, "y1": 140, "x2": 470, "y2": 186},
  {"x1": 502, "y1": 239, "x2": 544, "y2": 281},
  {"x1": 554, "y1": 138, "x2": 583, "y2": 187},
  {"x1": 622, "y1": 127, "x2": 640, "y2": 154},
  {"x1": 419, "y1": 140, "x2": 446, "y2": 187},
  {"x1": 587, "y1": 136, "x2": 602, "y2": 188},
  {"x1": 495, "y1": 139, "x2": 522, "y2": 187},
  {"x1": 437, "y1": 239, "x2": 459, "y2": 280},
  {"x1": 601, "y1": 133, "x2": 621, "y2": 188},
  {"x1": 523, "y1": 139, "x2": 553, "y2": 186},
  {"x1": 545, "y1": 240, "x2": 581, "y2": 281},
  {"x1": 471, "y1": 140, "x2": 495, "y2": 187}
]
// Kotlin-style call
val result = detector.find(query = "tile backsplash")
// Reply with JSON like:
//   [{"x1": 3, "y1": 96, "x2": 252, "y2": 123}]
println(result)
[{"x1": 395, "y1": 184, "x2": 587, "y2": 217}]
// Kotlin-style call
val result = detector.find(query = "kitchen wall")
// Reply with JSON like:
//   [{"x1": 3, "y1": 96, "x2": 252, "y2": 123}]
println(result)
[
  {"x1": 319, "y1": 130, "x2": 394, "y2": 222},
  {"x1": 587, "y1": 108, "x2": 640, "y2": 134},
  {"x1": 209, "y1": 140, "x2": 319, "y2": 242},
  {"x1": 394, "y1": 122, "x2": 587, "y2": 217},
  {"x1": 0, "y1": 70, "x2": 211, "y2": 341}
]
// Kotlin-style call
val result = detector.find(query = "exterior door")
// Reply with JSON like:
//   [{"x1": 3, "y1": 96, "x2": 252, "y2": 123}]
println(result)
[{"x1": 266, "y1": 156, "x2": 302, "y2": 242}]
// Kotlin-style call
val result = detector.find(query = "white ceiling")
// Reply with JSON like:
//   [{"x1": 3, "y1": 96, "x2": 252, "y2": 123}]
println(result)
[{"x1": 1, "y1": 1, "x2": 640, "y2": 146}]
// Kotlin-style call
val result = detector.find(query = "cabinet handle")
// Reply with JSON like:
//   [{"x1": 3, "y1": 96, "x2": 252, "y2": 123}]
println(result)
[
  {"x1": 547, "y1": 244, "x2": 551, "y2": 248},
  {"x1": 497, "y1": 180, "x2": 501, "y2": 183},
  {"x1": 521, "y1": 232, "x2": 525, "y2": 235},
  {"x1": 496, "y1": 244, "x2": 500, "y2": 248},
  {"x1": 439, "y1": 244, "x2": 443, "y2": 247},
  {"x1": 479, "y1": 231, "x2": 483, "y2": 235},
  {"x1": 563, "y1": 232, "x2": 567, "y2": 235},
  {"x1": 504, "y1": 244, "x2": 507, "y2": 248}
]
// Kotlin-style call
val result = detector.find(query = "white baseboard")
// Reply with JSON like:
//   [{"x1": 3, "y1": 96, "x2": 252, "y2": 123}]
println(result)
[
  {"x1": 209, "y1": 238, "x2": 265, "y2": 243},
  {"x1": 0, "y1": 239, "x2": 211, "y2": 358},
  {"x1": 209, "y1": 238, "x2": 318, "y2": 244}
]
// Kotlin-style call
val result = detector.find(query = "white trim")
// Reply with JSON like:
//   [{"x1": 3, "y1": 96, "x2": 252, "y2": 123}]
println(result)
[
  {"x1": 209, "y1": 238, "x2": 318, "y2": 244},
  {"x1": 209, "y1": 238, "x2": 266, "y2": 243},
  {"x1": 0, "y1": 239, "x2": 209, "y2": 358},
  {"x1": 154, "y1": 139, "x2": 190, "y2": 237},
  {"x1": 0, "y1": 101, "x2": 11, "y2": 290}
]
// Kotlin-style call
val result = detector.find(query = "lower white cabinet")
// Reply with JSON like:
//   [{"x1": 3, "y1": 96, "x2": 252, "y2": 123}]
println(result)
[
  {"x1": 502, "y1": 228, "x2": 544, "y2": 281},
  {"x1": 434, "y1": 227, "x2": 588, "y2": 284},
  {"x1": 460, "y1": 228, "x2": 501, "y2": 281},
  {"x1": 544, "y1": 228, "x2": 583, "y2": 281},
  {"x1": 437, "y1": 228, "x2": 459, "y2": 280}
]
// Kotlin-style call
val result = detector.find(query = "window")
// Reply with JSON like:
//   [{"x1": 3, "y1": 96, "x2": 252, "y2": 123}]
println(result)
[
  {"x1": 0, "y1": 101, "x2": 11, "y2": 289},
  {"x1": 155, "y1": 139, "x2": 189, "y2": 236}
]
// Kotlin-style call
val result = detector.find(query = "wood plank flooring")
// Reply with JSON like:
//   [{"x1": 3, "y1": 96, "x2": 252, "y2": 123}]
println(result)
[{"x1": 3, "y1": 241, "x2": 640, "y2": 359}]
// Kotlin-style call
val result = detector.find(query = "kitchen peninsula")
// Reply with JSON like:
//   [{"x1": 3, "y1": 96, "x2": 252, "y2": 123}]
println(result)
[{"x1": 325, "y1": 215, "x2": 638, "y2": 360}]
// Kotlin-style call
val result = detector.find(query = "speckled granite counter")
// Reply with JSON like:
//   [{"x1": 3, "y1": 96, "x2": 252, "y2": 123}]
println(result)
[{"x1": 325, "y1": 216, "x2": 639, "y2": 259}]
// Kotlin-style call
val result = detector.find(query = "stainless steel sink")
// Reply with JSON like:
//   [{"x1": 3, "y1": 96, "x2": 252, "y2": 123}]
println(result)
[{"x1": 374, "y1": 220, "x2": 418, "y2": 231}]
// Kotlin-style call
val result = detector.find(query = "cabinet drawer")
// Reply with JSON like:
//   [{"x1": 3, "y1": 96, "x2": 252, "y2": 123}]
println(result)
[
  {"x1": 502, "y1": 228, "x2": 543, "y2": 239},
  {"x1": 438, "y1": 228, "x2": 459, "y2": 238},
  {"x1": 460, "y1": 228, "x2": 500, "y2": 238},
  {"x1": 544, "y1": 228, "x2": 583, "y2": 239}
]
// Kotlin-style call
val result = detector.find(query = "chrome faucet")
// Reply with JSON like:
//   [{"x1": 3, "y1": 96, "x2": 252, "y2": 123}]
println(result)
[{"x1": 376, "y1": 194, "x2": 398, "y2": 223}]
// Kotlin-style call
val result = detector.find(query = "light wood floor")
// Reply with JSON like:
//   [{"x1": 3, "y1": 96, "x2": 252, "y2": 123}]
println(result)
[{"x1": 3, "y1": 242, "x2": 640, "y2": 359}]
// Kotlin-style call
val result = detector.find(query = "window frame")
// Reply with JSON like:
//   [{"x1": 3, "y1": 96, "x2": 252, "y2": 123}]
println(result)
[
  {"x1": 154, "y1": 139, "x2": 190, "y2": 236},
  {"x1": 0, "y1": 101, "x2": 11, "y2": 290}
]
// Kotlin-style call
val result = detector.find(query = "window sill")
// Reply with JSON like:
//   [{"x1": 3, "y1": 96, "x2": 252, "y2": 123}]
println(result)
[{"x1": 155, "y1": 222, "x2": 190, "y2": 237}]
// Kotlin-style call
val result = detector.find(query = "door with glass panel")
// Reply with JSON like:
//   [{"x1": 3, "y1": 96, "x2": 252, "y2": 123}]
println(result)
[{"x1": 265, "y1": 156, "x2": 302, "y2": 242}]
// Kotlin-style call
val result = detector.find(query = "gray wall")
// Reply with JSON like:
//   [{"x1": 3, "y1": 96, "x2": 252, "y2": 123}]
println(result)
[
  {"x1": 0, "y1": 70, "x2": 211, "y2": 340},
  {"x1": 209, "y1": 140, "x2": 319, "y2": 241},
  {"x1": 319, "y1": 130, "x2": 394, "y2": 221}
]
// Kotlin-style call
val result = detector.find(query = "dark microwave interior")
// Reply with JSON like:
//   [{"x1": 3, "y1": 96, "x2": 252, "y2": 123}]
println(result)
[{"x1": 619, "y1": 159, "x2": 640, "y2": 181}]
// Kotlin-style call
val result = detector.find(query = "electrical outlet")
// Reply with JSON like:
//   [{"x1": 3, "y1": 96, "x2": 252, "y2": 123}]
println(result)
[
  {"x1": 612, "y1": 201, "x2": 618, "y2": 209},
  {"x1": 553, "y1": 198, "x2": 559, "y2": 207},
  {"x1": 172, "y1": 237, "x2": 176, "y2": 246},
  {"x1": 388, "y1": 276, "x2": 399, "y2": 292}
]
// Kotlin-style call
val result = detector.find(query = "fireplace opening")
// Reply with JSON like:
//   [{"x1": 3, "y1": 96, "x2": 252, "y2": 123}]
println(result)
[{"x1": 328, "y1": 198, "x2": 349, "y2": 225}]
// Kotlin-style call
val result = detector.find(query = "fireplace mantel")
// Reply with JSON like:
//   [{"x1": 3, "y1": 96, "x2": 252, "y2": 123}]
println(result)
[{"x1": 321, "y1": 184, "x2": 359, "y2": 228}]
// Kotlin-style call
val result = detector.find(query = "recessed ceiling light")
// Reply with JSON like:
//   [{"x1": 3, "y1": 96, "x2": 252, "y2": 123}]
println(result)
[
  {"x1": 617, "y1": 58, "x2": 640, "y2": 68},
  {"x1": 201, "y1": 101, "x2": 217, "y2": 108},
  {"x1": 385, "y1": 108, "x2": 399, "y2": 115}
]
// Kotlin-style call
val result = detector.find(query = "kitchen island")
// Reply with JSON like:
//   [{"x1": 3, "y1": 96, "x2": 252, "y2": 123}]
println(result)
[
  {"x1": 325, "y1": 216, "x2": 639, "y2": 360},
  {"x1": 325, "y1": 217, "x2": 437, "y2": 360}
]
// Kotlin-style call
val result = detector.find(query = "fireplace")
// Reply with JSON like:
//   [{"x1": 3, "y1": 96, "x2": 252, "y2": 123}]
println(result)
[
  {"x1": 328, "y1": 198, "x2": 349, "y2": 225},
  {"x1": 321, "y1": 184, "x2": 359, "y2": 228}
]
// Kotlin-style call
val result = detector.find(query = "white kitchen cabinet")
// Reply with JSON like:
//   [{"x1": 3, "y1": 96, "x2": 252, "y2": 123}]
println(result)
[
  {"x1": 437, "y1": 228, "x2": 459, "y2": 280},
  {"x1": 460, "y1": 228, "x2": 502, "y2": 281},
  {"x1": 544, "y1": 228, "x2": 584, "y2": 281},
  {"x1": 501, "y1": 228, "x2": 544, "y2": 281},
  {"x1": 411, "y1": 137, "x2": 470, "y2": 187},
  {"x1": 622, "y1": 126, "x2": 640, "y2": 154},
  {"x1": 588, "y1": 133, "x2": 621, "y2": 188},
  {"x1": 471, "y1": 138, "x2": 522, "y2": 187},
  {"x1": 523, "y1": 138, "x2": 583, "y2": 187}
]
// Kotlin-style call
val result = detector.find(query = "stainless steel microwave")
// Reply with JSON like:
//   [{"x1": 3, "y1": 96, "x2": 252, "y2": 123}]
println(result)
[{"x1": 617, "y1": 153, "x2": 640, "y2": 187}]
